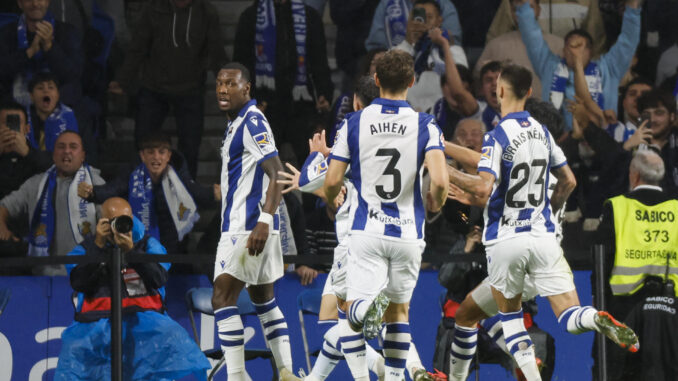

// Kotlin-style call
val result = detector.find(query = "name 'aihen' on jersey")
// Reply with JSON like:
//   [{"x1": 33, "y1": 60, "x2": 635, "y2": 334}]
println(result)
[
  {"x1": 330, "y1": 98, "x2": 445, "y2": 241},
  {"x1": 477, "y1": 110, "x2": 567, "y2": 244},
  {"x1": 220, "y1": 99, "x2": 280, "y2": 233}
]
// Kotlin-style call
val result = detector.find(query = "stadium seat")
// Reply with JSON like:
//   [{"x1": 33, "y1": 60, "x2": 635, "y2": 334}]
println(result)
[
  {"x1": 296, "y1": 287, "x2": 323, "y2": 372},
  {"x1": 185, "y1": 287, "x2": 277, "y2": 381}
]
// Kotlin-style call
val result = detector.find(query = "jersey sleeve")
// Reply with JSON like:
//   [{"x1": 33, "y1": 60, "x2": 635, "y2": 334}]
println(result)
[
  {"x1": 329, "y1": 119, "x2": 350, "y2": 163},
  {"x1": 298, "y1": 152, "x2": 329, "y2": 193},
  {"x1": 548, "y1": 133, "x2": 568, "y2": 169},
  {"x1": 477, "y1": 132, "x2": 502, "y2": 179},
  {"x1": 243, "y1": 113, "x2": 278, "y2": 163},
  {"x1": 424, "y1": 117, "x2": 445, "y2": 152}
]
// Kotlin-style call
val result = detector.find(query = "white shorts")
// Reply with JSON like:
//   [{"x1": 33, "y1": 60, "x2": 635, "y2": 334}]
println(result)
[
  {"x1": 322, "y1": 238, "x2": 349, "y2": 299},
  {"x1": 470, "y1": 277, "x2": 539, "y2": 317},
  {"x1": 486, "y1": 235, "x2": 575, "y2": 299},
  {"x1": 213, "y1": 232, "x2": 284, "y2": 285},
  {"x1": 346, "y1": 233, "x2": 425, "y2": 304}
]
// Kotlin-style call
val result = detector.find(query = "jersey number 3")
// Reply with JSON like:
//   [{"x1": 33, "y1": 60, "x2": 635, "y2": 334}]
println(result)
[
  {"x1": 506, "y1": 159, "x2": 547, "y2": 208},
  {"x1": 376, "y1": 148, "x2": 401, "y2": 200}
]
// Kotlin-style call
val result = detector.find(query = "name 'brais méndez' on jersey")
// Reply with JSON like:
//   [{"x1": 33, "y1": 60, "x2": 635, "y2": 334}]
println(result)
[
  {"x1": 477, "y1": 111, "x2": 567, "y2": 243},
  {"x1": 329, "y1": 98, "x2": 444, "y2": 241}
]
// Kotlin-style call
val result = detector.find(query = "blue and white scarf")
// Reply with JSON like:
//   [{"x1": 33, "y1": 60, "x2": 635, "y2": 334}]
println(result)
[
  {"x1": 414, "y1": 28, "x2": 449, "y2": 77},
  {"x1": 26, "y1": 103, "x2": 79, "y2": 152},
  {"x1": 550, "y1": 60, "x2": 604, "y2": 111},
  {"x1": 128, "y1": 164, "x2": 199, "y2": 242},
  {"x1": 278, "y1": 198, "x2": 297, "y2": 256},
  {"x1": 13, "y1": 13, "x2": 56, "y2": 106},
  {"x1": 29, "y1": 165, "x2": 96, "y2": 257},
  {"x1": 255, "y1": 0, "x2": 312, "y2": 101},
  {"x1": 384, "y1": 0, "x2": 410, "y2": 48}
]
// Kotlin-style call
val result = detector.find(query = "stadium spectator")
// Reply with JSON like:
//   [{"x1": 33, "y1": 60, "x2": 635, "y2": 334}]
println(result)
[
  {"x1": 429, "y1": 65, "x2": 471, "y2": 138},
  {"x1": 474, "y1": 0, "x2": 563, "y2": 99},
  {"x1": 26, "y1": 72, "x2": 78, "y2": 152},
  {"x1": 0, "y1": 100, "x2": 52, "y2": 199},
  {"x1": 596, "y1": 149, "x2": 677, "y2": 380},
  {"x1": 439, "y1": 59, "x2": 502, "y2": 132},
  {"x1": 489, "y1": 0, "x2": 606, "y2": 55},
  {"x1": 607, "y1": 77, "x2": 653, "y2": 144},
  {"x1": 393, "y1": 0, "x2": 468, "y2": 112},
  {"x1": 233, "y1": 0, "x2": 333, "y2": 163},
  {"x1": 365, "y1": 0, "x2": 462, "y2": 50},
  {"x1": 0, "y1": 0, "x2": 83, "y2": 108},
  {"x1": 109, "y1": 0, "x2": 228, "y2": 179},
  {"x1": 329, "y1": 0, "x2": 380, "y2": 88},
  {"x1": 0, "y1": 131, "x2": 103, "y2": 275},
  {"x1": 514, "y1": 0, "x2": 641, "y2": 130},
  {"x1": 636, "y1": 90, "x2": 678, "y2": 197},
  {"x1": 77, "y1": 132, "x2": 219, "y2": 257},
  {"x1": 54, "y1": 197, "x2": 210, "y2": 380}
]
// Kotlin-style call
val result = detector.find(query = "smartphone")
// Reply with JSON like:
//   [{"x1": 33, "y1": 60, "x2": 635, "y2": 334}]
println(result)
[
  {"x1": 6, "y1": 114, "x2": 20, "y2": 132},
  {"x1": 638, "y1": 111, "x2": 651, "y2": 128},
  {"x1": 412, "y1": 7, "x2": 426, "y2": 23}
]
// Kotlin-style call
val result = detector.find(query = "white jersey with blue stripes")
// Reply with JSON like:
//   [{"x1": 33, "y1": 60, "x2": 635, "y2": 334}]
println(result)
[
  {"x1": 330, "y1": 98, "x2": 445, "y2": 241},
  {"x1": 220, "y1": 99, "x2": 280, "y2": 233},
  {"x1": 477, "y1": 110, "x2": 567, "y2": 244}
]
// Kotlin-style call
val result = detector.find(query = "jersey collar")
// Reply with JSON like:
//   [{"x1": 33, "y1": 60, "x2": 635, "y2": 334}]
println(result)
[
  {"x1": 498, "y1": 110, "x2": 530, "y2": 125},
  {"x1": 371, "y1": 98, "x2": 410, "y2": 108},
  {"x1": 236, "y1": 99, "x2": 258, "y2": 119}
]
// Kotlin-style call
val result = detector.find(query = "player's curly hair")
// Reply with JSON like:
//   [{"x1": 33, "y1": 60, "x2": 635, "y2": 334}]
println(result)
[{"x1": 375, "y1": 50, "x2": 414, "y2": 94}]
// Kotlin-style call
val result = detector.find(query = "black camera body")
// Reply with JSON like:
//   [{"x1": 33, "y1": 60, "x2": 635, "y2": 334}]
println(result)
[{"x1": 110, "y1": 215, "x2": 133, "y2": 234}]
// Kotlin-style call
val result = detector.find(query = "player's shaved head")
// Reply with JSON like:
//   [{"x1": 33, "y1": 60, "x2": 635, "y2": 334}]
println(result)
[{"x1": 102, "y1": 197, "x2": 133, "y2": 220}]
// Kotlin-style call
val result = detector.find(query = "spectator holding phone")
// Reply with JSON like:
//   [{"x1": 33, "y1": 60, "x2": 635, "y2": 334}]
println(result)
[{"x1": 0, "y1": 100, "x2": 52, "y2": 199}]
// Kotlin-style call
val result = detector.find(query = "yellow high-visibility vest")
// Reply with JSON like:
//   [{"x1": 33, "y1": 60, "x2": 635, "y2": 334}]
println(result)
[{"x1": 609, "y1": 195, "x2": 678, "y2": 297}]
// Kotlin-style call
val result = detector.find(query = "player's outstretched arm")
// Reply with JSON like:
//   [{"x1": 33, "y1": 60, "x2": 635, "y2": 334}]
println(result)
[
  {"x1": 444, "y1": 141, "x2": 482, "y2": 172},
  {"x1": 425, "y1": 149, "x2": 448, "y2": 212},
  {"x1": 323, "y1": 159, "x2": 348, "y2": 207},
  {"x1": 550, "y1": 164, "x2": 576, "y2": 213},
  {"x1": 447, "y1": 167, "x2": 494, "y2": 207},
  {"x1": 247, "y1": 156, "x2": 284, "y2": 256}
]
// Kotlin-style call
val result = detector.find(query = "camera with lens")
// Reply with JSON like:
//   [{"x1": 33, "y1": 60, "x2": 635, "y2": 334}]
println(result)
[{"x1": 110, "y1": 215, "x2": 133, "y2": 234}]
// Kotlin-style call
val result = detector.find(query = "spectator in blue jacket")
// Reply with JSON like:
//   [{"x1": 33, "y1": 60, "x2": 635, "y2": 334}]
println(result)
[
  {"x1": 365, "y1": 0, "x2": 462, "y2": 51},
  {"x1": 514, "y1": 0, "x2": 641, "y2": 130},
  {"x1": 54, "y1": 197, "x2": 210, "y2": 380}
]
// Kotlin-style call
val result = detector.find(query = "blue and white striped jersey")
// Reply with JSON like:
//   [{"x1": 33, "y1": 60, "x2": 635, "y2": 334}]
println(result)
[
  {"x1": 330, "y1": 98, "x2": 445, "y2": 241},
  {"x1": 220, "y1": 99, "x2": 280, "y2": 233},
  {"x1": 477, "y1": 111, "x2": 567, "y2": 244},
  {"x1": 298, "y1": 151, "x2": 354, "y2": 242}
]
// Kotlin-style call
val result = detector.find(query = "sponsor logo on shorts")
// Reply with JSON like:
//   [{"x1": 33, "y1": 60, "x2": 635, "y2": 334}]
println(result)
[
  {"x1": 500, "y1": 214, "x2": 545, "y2": 227},
  {"x1": 231, "y1": 236, "x2": 238, "y2": 245},
  {"x1": 368, "y1": 209, "x2": 414, "y2": 226},
  {"x1": 220, "y1": 260, "x2": 226, "y2": 269}
]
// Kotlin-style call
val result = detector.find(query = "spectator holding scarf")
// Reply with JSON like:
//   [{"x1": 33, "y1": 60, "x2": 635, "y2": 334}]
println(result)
[
  {"x1": 365, "y1": 0, "x2": 462, "y2": 51},
  {"x1": 392, "y1": 0, "x2": 468, "y2": 112},
  {"x1": 514, "y1": 0, "x2": 641, "y2": 130},
  {"x1": 0, "y1": 131, "x2": 103, "y2": 275},
  {"x1": 233, "y1": 0, "x2": 333, "y2": 162},
  {"x1": 78, "y1": 132, "x2": 219, "y2": 256},
  {"x1": 26, "y1": 72, "x2": 78, "y2": 153},
  {"x1": 0, "y1": 0, "x2": 83, "y2": 108}
]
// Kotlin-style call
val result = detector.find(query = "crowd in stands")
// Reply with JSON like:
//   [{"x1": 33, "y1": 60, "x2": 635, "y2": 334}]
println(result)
[{"x1": 0, "y1": 0, "x2": 677, "y2": 378}]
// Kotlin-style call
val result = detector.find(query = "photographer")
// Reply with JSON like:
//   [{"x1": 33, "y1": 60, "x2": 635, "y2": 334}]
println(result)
[{"x1": 54, "y1": 197, "x2": 209, "y2": 380}]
